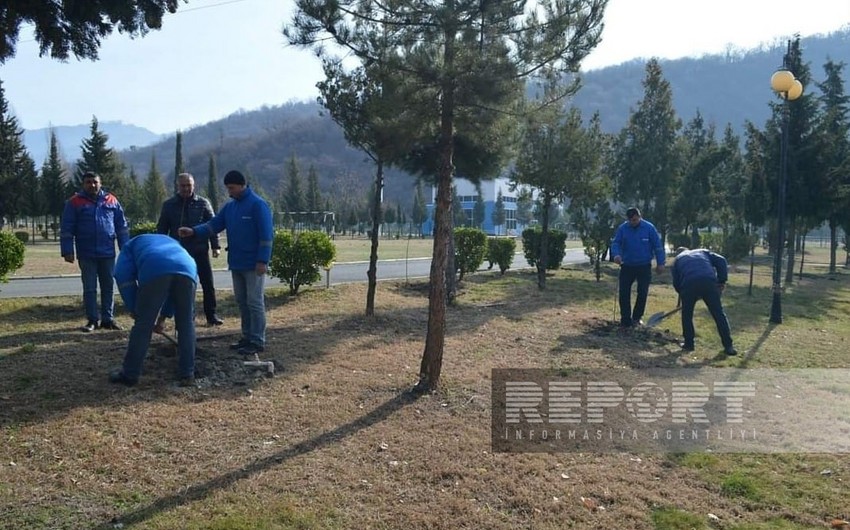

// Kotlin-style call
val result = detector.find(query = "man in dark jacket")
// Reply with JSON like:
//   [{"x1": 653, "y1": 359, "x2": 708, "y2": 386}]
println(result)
[
  {"x1": 110, "y1": 234, "x2": 197, "y2": 386},
  {"x1": 610, "y1": 207, "x2": 666, "y2": 328},
  {"x1": 156, "y1": 172, "x2": 223, "y2": 326},
  {"x1": 60, "y1": 171, "x2": 130, "y2": 332},
  {"x1": 671, "y1": 247, "x2": 737, "y2": 356}
]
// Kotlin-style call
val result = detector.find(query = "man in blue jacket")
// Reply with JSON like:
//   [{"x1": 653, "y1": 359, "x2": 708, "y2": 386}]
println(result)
[
  {"x1": 610, "y1": 207, "x2": 666, "y2": 328},
  {"x1": 110, "y1": 234, "x2": 198, "y2": 386},
  {"x1": 179, "y1": 170, "x2": 273, "y2": 356},
  {"x1": 60, "y1": 171, "x2": 130, "y2": 332},
  {"x1": 671, "y1": 247, "x2": 737, "y2": 355}
]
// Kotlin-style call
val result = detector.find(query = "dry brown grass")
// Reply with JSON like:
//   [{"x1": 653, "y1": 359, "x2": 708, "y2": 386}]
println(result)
[{"x1": 1, "y1": 262, "x2": 849, "y2": 529}]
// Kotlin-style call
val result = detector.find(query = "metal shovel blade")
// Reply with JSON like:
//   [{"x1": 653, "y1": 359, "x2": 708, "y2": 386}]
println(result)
[{"x1": 645, "y1": 307, "x2": 682, "y2": 328}]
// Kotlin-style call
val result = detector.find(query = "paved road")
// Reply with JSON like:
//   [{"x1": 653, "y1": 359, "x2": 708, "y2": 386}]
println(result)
[{"x1": 0, "y1": 249, "x2": 588, "y2": 299}]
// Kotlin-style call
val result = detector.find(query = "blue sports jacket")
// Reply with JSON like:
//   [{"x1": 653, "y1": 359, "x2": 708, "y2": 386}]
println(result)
[
  {"x1": 60, "y1": 189, "x2": 130, "y2": 259},
  {"x1": 610, "y1": 219, "x2": 665, "y2": 267},
  {"x1": 671, "y1": 249, "x2": 728, "y2": 293},
  {"x1": 114, "y1": 234, "x2": 198, "y2": 314},
  {"x1": 192, "y1": 186, "x2": 273, "y2": 271}
]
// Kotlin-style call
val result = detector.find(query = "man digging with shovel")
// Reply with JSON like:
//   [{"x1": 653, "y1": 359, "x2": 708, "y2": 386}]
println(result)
[{"x1": 668, "y1": 247, "x2": 737, "y2": 356}]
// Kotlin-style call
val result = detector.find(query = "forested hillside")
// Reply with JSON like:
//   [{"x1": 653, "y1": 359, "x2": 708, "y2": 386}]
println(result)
[{"x1": 42, "y1": 28, "x2": 850, "y2": 209}]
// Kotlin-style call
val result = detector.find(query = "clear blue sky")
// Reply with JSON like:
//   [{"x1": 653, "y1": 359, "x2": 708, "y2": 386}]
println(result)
[{"x1": 1, "y1": 0, "x2": 848, "y2": 135}]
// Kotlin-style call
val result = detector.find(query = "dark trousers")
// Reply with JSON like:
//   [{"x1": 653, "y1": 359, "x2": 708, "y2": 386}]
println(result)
[
  {"x1": 618, "y1": 264, "x2": 652, "y2": 326},
  {"x1": 192, "y1": 251, "x2": 217, "y2": 321},
  {"x1": 680, "y1": 278, "x2": 733, "y2": 348}
]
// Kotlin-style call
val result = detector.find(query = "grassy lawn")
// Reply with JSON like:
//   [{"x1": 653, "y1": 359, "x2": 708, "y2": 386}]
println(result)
[
  {"x1": 10, "y1": 234, "x2": 585, "y2": 278},
  {"x1": 1, "y1": 249, "x2": 848, "y2": 529}
]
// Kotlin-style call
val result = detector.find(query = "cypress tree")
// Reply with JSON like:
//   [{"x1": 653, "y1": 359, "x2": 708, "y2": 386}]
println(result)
[
  {"x1": 41, "y1": 130, "x2": 67, "y2": 237},
  {"x1": 207, "y1": 153, "x2": 220, "y2": 212}
]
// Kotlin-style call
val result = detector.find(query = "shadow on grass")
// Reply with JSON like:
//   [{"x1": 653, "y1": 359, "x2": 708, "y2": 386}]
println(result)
[{"x1": 90, "y1": 389, "x2": 421, "y2": 530}]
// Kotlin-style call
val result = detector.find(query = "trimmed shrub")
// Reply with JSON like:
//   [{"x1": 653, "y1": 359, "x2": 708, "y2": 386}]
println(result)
[
  {"x1": 13, "y1": 231, "x2": 28, "y2": 244},
  {"x1": 269, "y1": 229, "x2": 336, "y2": 295},
  {"x1": 700, "y1": 232, "x2": 723, "y2": 252},
  {"x1": 487, "y1": 237, "x2": 516, "y2": 275},
  {"x1": 129, "y1": 221, "x2": 158, "y2": 237},
  {"x1": 0, "y1": 231, "x2": 26, "y2": 283},
  {"x1": 521, "y1": 227, "x2": 566, "y2": 270},
  {"x1": 722, "y1": 229, "x2": 755, "y2": 263},
  {"x1": 454, "y1": 228, "x2": 488, "y2": 281},
  {"x1": 667, "y1": 232, "x2": 691, "y2": 251}
]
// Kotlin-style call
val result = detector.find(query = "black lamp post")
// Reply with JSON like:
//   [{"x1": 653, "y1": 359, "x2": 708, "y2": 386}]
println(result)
[{"x1": 769, "y1": 42, "x2": 803, "y2": 324}]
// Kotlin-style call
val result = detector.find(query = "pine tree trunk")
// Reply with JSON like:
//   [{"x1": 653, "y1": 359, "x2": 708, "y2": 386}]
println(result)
[
  {"x1": 829, "y1": 220, "x2": 837, "y2": 273},
  {"x1": 784, "y1": 219, "x2": 797, "y2": 285},
  {"x1": 417, "y1": 33, "x2": 456, "y2": 393},
  {"x1": 537, "y1": 194, "x2": 552, "y2": 290},
  {"x1": 365, "y1": 161, "x2": 384, "y2": 316}
]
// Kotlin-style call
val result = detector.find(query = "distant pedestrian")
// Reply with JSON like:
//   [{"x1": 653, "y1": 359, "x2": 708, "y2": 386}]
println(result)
[
  {"x1": 110, "y1": 234, "x2": 198, "y2": 386},
  {"x1": 178, "y1": 170, "x2": 273, "y2": 356},
  {"x1": 671, "y1": 247, "x2": 737, "y2": 356},
  {"x1": 610, "y1": 207, "x2": 666, "y2": 328},
  {"x1": 60, "y1": 171, "x2": 130, "y2": 332},
  {"x1": 157, "y1": 172, "x2": 223, "y2": 326}
]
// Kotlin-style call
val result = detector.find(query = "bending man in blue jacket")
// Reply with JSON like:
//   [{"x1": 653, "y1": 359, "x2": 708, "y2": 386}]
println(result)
[
  {"x1": 110, "y1": 234, "x2": 198, "y2": 386},
  {"x1": 671, "y1": 247, "x2": 737, "y2": 356},
  {"x1": 610, "y1": 207, "x2": 666, "y2": 328},
  {"x1": 179, "y1": 170, "x2": 274, "y2": 357}
]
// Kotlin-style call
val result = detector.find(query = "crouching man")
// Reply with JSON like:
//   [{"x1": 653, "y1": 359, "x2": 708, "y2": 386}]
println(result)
[{"x1": 109, "y1": 234, "x2": 198, "y2": 387}]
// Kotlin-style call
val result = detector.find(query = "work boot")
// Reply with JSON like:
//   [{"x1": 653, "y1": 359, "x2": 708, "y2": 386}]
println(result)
[
  {"x1": 109, "y1": 369, "x2": 137, "y2": 387},
  {"x1": 82, "y1": 320, "x2": 98, "y2": 333},
  {"x1": 724, "y1": 346, "x2": 738, "y2": 356},
  {"x1": 679, "y1": 342, "x2": 695, "y2": 352},
  {"x1": 207, "y1": 315, "x2": 224, "y2": 326},
  {"x1": 237, "y1": 343, "x2": 265, "y2": 356},
  {"x1": 100, "y1": 320, "x2": 123, "y2": 331},
  {"x1": 229, "y1": 338, "x2": 251, "y2": 350}
]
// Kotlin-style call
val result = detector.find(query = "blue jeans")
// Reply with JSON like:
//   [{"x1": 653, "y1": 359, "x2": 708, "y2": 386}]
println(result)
[
  {"x1": 122, "y1": 274, "x2": 196, "y2": 381},
  {"x1": 618, "y1": 263, "x2": 652, "y2": 326},
  {"x1": 78, "y1": 257, "x2": 115, "y2": 323},
  {"x1": 231, "y1": 269, "x2": 266, "y2": 347}
]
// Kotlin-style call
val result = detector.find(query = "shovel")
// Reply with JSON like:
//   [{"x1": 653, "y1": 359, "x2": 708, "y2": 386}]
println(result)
[
  {"x1": 155, "y1": 329, "x2": 179, "y2": 346},
  {"x1": 646, "y1": 296, "x2": 681, "y2": 328}
]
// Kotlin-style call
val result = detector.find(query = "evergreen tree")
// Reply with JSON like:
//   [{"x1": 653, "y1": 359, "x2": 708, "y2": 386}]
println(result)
[
  {"x1": 815, "y1": 59, "x2": 850, "y2": 272},
  {"x1": 0, "y1": 2, "x2": 182, "y2": 64},
  {"x1": 516, "y1": 187, "x2": 535, "y2": 227},
  {"x1": 669, "y1": 111, "x2": 721, "y2": 247},
  {"x1": 0, "y1": 80, "x2": 28, "y2": 226},
  {"x1": 40, "y1": 130, "x2": 67, "y2": 235},
  {"x1": 282, "y1": 154, "x2": 306, "y2": 213},
  {"x1": 473, "y1": 186, "x2": 486, "y2": 229},
  {"x1": 492, "y1": 188, "x2": 506, "y2": 235},
  {"x1": 207, "y1": 153, "x2": 220, "y2": 212},
  {"x1": 173, "y1": 130, "x2": 184, "y2": 193},
  {"x1": 306, "y1": 165, "x2": 322, "y2": 212},
  {"x1": 122, "y1": 166, "x2": 145, "y2": 225},
  {"x1": 73, "y1": 116, "x2": 125, "y2": 193},
  {"x1": 452, "y1": 186, "x2": 467, "y2": 228},
  {"x1": 19, "y1": 152, "x2": 41, "y2": 238},
  {"x1": 142, "y1": 153, "x2": 168, "y2": 222},
  {"x1": 288, "y1": 0, "x2": 607, "y2": 391},
  {"x1": 411, "y1": 182, "x2": 427, "y2": 236},
  {"x1": 613, "y1": 59, "x2": 682, "y2": 241}
]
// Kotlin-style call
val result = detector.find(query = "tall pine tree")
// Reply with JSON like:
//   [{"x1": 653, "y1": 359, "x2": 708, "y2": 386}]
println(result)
[
  {"x1": 306, "y1": 165, "x2": 322, "y2": 212},
  {"x1": 143, "y1": 153, "x2": 168, "y2": 222},
  {"x1": 73, "y1": 116, "x2": 126, "y2": 194},
  {"x1": 41, "y1": 130, "x2": 67, "y2": 237},
  {"x1": 173, "y1": 130, "x2": 184, "y2": 193},
  {"x1": 207, "y1": 153, "x2": 220, "y2": 212}
]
